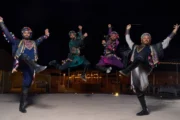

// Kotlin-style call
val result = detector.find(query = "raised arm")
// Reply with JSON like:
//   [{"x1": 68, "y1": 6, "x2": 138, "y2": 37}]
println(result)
[
  {"x1": 161, "y1": 24, "x2": 179, "y2": 49},
  {"x1": 108, "y1": 24, "x2": 112, "y2": 35},
  {"x1": 125, "y1": 24, "x2": 134, "y2": 50},
  {"x1": 77, "y1": 25, "x2": 83, "y2": 39},
  {"x1": 35, "y1": 29, "x2": 50, "y2": 46},
  {"x1": 77, "y1": 25, "x2": 88, "y2": 40},
  {"x1": 0, "y1": 17, "x2": 16, "y2": 44},
  {"x1": 76, "y1": 25, "x2": 88, "y2": 47}
]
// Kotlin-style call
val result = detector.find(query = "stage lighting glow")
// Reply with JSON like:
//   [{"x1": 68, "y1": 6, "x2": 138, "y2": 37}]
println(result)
[{"x1": 114, "y1": 92, "x2": 119, "y2": 96}]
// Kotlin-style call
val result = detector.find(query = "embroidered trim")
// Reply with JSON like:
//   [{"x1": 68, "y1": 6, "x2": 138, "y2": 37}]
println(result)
[{"x1": 136, "y1": 45, "x2": 145, "y2": 53}]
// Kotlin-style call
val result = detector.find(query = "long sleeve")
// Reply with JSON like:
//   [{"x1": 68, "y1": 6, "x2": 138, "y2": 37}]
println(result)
[
  {"x1": 77, "y1": 30, "x2": 84, "y2": 40},
  {"x1": 0, "y1": 22, "x2": 16, "y2": 44},
  {"x1": 161, "y1": 32, "x2": 176, "y2": 49},
  {"x1": 76, "y1": 30, "x2": 85, "y2": 46},
  {"x1": 125, "y1": 29, "x2": 134, "y2": 50},
  {"x1": 12, "y1": 59, "x2": 19, "y2": 70},
  {"x1": 108, "y1": 27, "x2": 112, "y2": 35},
  {"x1": 35, "y1": 35, "x2": 49, "y2": 46}
]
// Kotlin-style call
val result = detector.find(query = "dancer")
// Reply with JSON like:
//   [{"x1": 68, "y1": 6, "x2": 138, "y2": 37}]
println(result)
[
  {"x1": 96, "y1": 24, "x2": 123, "y2": 73},
  {"x1": 0, "y1": 16, "x2": 50, "y2": 113},
  {"x1": 119, "y1": 24, "x2": 179, "y2": 116},
  {"x1": 49, "y1": 25, "x2": 90, "y2": 81}
]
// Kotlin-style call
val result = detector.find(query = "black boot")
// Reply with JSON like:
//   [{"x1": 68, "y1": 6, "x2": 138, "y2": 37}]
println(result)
[
  {"x1": 49, "y1": 60, "x2": 70, "y2": 71},
  {"x1": 136, "y1": 94, "x2": 149, "y2": 116},
  {"x1": 119, "y1": 59, "x2": 142, "y2": 76},
  {"x1": 20, "y1": 54, "x2": 47, "y2": 73},
  {"x1": 19, "y1": 90, "x2": 28, "y2": 113},
  {"x1": 96, "y1": 65, "x2": 107, "y2": 72},
  {"x1": 81, "y1": 64, "x2": 89, "y2": 82},
  {"x1": 49, "y1": 60, "x2": 60, "y2": 68}
]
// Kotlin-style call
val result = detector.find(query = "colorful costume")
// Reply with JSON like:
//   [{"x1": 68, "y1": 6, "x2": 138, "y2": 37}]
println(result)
[
  {"x1": 0, "y1": 21, "x2": 49, "y2": 113},
  {"x1": 49, "y1": 29, "x2": 90, "y2": 81},
  {"x1": 96, "y1": 26, "x2": 123, "y2": 73},
  {"x1": 119, "y1": 27, "x2": 177, "y2": 116}
]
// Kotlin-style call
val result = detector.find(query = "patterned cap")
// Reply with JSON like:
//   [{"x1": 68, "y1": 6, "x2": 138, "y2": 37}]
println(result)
[
  {"x1": 141, "y1": 33, "x2": 151, "y2": 40},
  {"x1": 69, "y1": 30, "x2": 76, "y2": 36},
  {"x1": 110, "y1": 31, "x2": 119, "y2": 39}
]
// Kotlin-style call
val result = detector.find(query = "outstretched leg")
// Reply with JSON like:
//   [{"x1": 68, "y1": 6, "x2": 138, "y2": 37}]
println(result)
[
  {"x1": 20, "y1": 54, "x2": 47, "y2": 73},
  {"x1": 49, "y1": 60, "x2": 71, "y2": 71},
  {"x1": 119, "y1": 58, "x2": 143, "y2": 76}
]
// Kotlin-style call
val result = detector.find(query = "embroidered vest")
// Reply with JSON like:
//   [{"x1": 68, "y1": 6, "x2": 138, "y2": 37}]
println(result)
[
  {"x1": 130, "y1": 44, "x2": 159, "y2": 67},
  {"x1": 15, "y1": 40, "x2": 38, "y2": 61}
]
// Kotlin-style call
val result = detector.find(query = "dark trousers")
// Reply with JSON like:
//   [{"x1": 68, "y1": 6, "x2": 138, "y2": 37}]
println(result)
[
  {"x1": 55, "y1": 59, "x2": 90, "y2": 76},
  {"x1": 19, "y1": 60, "x2": 34, "y2": 111}
]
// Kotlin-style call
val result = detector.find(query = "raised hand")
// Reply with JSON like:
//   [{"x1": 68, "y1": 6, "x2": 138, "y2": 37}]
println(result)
[
  {"x1": 78, "y1": 25, "x2": 82, "y2": 30},
  {"x1": 45, "y1": 29, "x2": 50, "y2": 36},
  {"x1": 0, "y1": 16, "x2": 3, "y2": 22},
  {"x1": 83, "y1": 33, "x2": 88, "y2": 37},
  {"x1": 173, "y1": 24, "x2": 180, "y2": 34},
  {"x1": 102, "y1": 40, "x2": 106, "y2": 44},
  {"x1": 12, "y1": 68, "x2": 17, "y2": 73},
  {"x1": 108, "y1": 24, "x2": 112, "y2": 28},
  {"x1": 126, "y1": 24, "x2": 131, "y2": 30}
]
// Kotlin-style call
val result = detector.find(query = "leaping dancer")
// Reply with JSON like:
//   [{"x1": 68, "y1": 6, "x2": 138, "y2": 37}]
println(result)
[
  {"x1": 96, "y1": 24, "x2": 123, "y2": 73},
  {"x1": 49, "y1": 25, "x2": 90, "y2": 81}
]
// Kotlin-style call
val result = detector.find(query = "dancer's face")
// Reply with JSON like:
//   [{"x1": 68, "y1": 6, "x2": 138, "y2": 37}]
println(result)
[
  {"x1": 141, "y1": 35, "x2": 151, "y2": 45},
  {"x1": 110, "y1": 34, "x2": 117, "y2": 41},
  {"x1": 69, "y1": 33, "x2": 76, "y2": 39},
  {"x1": 22, "y1": 31, "x2": 31, "y2": 39}
]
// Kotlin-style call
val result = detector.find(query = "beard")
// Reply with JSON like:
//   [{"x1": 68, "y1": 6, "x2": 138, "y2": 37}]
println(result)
[{"x1": 23, "y1": 35, "x2": 30, "y2": 40}]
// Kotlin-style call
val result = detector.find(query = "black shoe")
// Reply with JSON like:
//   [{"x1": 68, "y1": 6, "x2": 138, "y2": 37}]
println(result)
[
  {"x1": 19, "y1": 103, "x2": 27, "y2": 113},
  {"x1": 136, "y1": 109, "x2": 149, "y2": 116},
  {"x1": 49, "y1": 60, "x2": 57, "y2": 66}
]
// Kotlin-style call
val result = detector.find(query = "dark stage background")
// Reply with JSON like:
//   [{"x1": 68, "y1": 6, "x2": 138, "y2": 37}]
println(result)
[{"x1": 0, "y1": 0, "x2": 180, "y2": 69}]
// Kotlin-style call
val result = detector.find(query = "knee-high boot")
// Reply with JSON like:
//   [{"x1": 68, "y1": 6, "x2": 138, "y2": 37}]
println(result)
[
  {"x1": 49, "y1": 60, "x2": 70, "y2": 71},
  {"x1": 20, "y1": 54, "x2": 47, "y2": 73},
  {"x1": 81, "y1": 64, "x2": 89, "y2": 82},
  {"x1": 119, "y1": 59, "x2": 142, "y2": 76},
  {"x1": 19, "y1": 88, "x2": 28, "y2": 113},
  {"x1": 136, "y1": 94, "x2": 149, "y2": 116}
]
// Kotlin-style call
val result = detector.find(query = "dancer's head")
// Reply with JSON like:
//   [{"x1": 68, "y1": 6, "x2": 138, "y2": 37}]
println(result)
[
  {"x1": 69, "y1": 31, "x2": 76, "y2": 39},
  {"x1": 141, "y1": 33, "x2": 151, "y2": 45},
  {"x1": 21, "y1": 27, "x2": 32, "y2": 40},
  {"x1": 109, "y1": 31, "x2": 119, "y2": 41}
]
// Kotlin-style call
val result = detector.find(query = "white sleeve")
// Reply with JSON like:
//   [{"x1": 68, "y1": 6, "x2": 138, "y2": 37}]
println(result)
[
  {"x1": 161, "y1": 37, "x2": 171, "y2": 49},
  {"x1": 126, "y1": 34, "x2": 134, "y2": 50}
]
